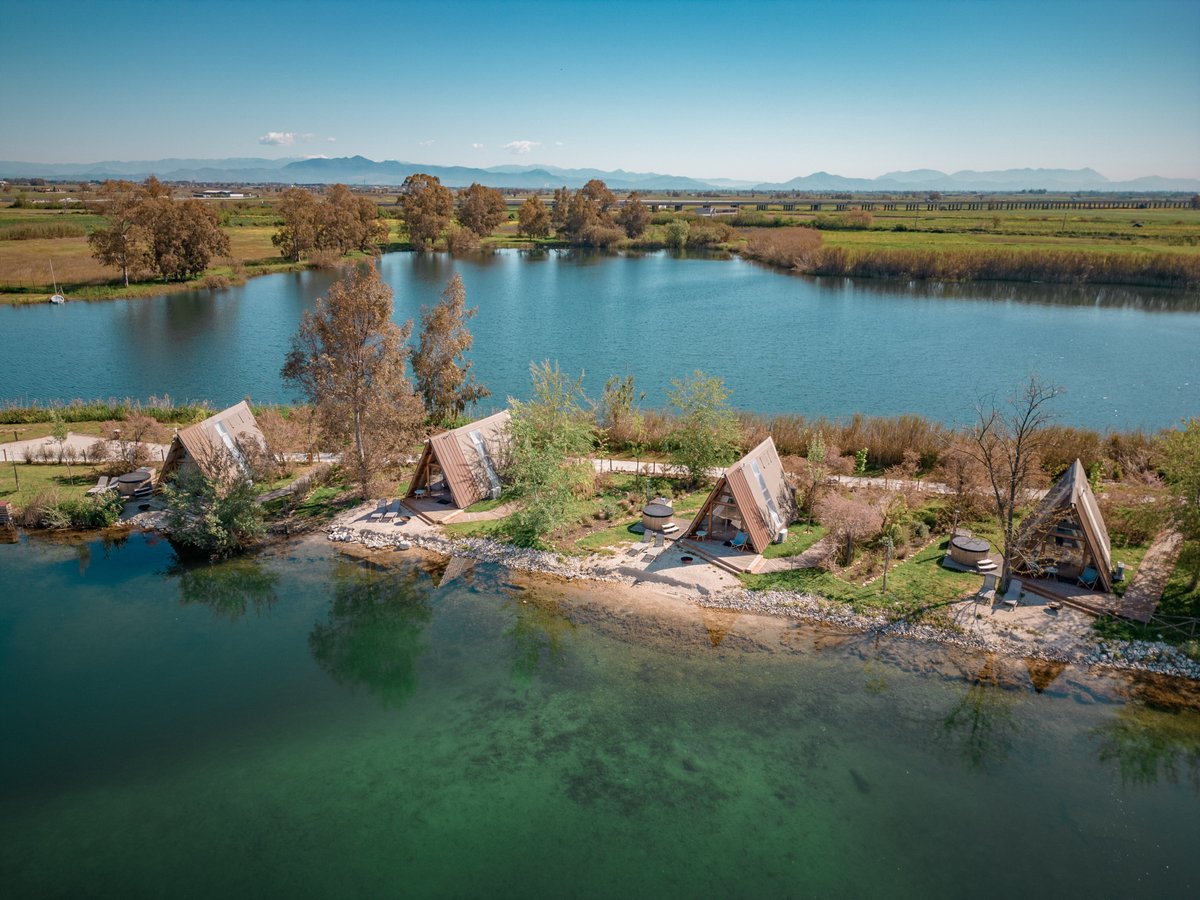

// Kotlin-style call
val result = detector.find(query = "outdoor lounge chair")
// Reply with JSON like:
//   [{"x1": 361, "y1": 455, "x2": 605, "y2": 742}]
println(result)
[
  {"x1": 730, "y1": 531, "x2": 749, "y2": 551},
  {"x1": 381, "y1": 501, "x2": 399, "y2": 523},
  {"x1": 976, "y1": 573, "x2": 998, "y2": 608},
  {"x1": 367, "y1": 500, "x2": 387, "y2": 522},
  {"x1": 86, "y1": 476, "x2": 110, "y2": 495},
  {"x1": 1077, "y1": 566, "x2": 1100, "y2": 589},
  {"x1": 1000, "y1": 578, "x2": 1023, "y2": 611}
]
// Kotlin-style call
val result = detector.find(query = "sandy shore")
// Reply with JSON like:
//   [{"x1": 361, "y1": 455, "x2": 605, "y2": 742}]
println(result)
[{"x1": 326, "y1": 502, "x2": 1200, "y2": 683}]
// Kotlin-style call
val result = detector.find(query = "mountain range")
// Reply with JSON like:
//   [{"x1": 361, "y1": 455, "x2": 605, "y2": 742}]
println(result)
[{"x1": 1, "y1": 156, "x2": 1197, "y2": 193}]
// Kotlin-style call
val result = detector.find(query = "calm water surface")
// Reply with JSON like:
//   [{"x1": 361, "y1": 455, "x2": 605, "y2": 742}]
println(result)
[
  {"x1": 1, "y1": 532, "x2": 1197, "y2": 897},
  {"x1": 2, "y1": 250, "x2": 1198, "y2": 428}
]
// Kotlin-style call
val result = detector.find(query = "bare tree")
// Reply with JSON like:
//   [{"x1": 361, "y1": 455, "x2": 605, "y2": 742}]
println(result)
[{"x1": 964, "y1": 376, "x2": 1061, "y2": 590}]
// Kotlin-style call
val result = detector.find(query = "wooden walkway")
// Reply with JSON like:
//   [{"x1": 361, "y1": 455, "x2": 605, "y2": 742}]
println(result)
[{"x1": 1119, "y1": 530, "x2": 1184, "y2": 623}]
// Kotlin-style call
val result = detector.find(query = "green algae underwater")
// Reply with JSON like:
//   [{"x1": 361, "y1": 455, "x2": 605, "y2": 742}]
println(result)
[{"x1": 1, "y1": 532, "x2": 1197, "y2": 898}]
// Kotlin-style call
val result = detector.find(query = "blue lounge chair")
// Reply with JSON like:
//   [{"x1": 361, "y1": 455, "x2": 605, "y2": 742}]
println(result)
[
  {"x1": 730, "y1": 531, "x2": 749, "y2": 551},
  {"x1": 1077, "y1": 566, "x2": 1100, "y2": 589}
]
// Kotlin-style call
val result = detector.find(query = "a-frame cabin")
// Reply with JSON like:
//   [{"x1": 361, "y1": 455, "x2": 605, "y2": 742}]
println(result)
[
  {"x1": 682, "y1": 437, "x2": 795, "y2": 554},
  {"x1": 406, "y1": 411, "x2": 511, "y2": 510}
]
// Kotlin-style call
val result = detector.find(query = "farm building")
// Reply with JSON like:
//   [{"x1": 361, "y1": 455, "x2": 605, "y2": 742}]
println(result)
[
  {"x1": 160, "y1": 401, "x2": 267, "y2": 484},
  {"x1": 406, "y1": 411, "x2": 511, "y2": 510},
  {"x1": 1011, "y1": 458, "x2": 1113, "y2": 592},
  {"x1": 683, "y1": 437, "x2": 795, "y2": 554}
]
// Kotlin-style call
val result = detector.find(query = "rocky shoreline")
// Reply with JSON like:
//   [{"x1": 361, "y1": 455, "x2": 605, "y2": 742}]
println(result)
[{"x1": 327, "y1": 523, "x2": 1200, "y2": 683}]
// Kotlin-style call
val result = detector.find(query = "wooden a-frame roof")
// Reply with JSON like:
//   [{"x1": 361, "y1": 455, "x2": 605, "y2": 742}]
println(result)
[
  {"x1": 1014, "y1": 458, "x2": 1113, "y2": 592},
  {"x1": 684, "y1": 437, "x2": 794, "y2": 555},
  {"x1": 406, "y1": 410, "x2": 511, "y2": 510}
]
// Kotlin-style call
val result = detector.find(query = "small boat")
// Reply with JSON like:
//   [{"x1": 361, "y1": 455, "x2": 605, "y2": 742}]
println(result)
[{"x1": 48, "y1": 259, "x2": 66, "y2": 304}]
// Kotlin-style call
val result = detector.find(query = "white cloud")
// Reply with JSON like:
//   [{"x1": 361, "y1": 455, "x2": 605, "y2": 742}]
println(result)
[
  {"x1": 554, "y1": 141, "x2": 564, "y2": 147},
  {"x1": 471, "y1": 142, "x2": 484, "y2": 150},
  {"x1": 419, "y1": 138, "x2": 436, "y2": 147},
  {"x1": 505, "y1": 140, "x2": 540, "y2": 155},
  {"x1": 258, "y1": 131, "x2": 296, "y2": 147},
  {"x1": 301, "y1": 132, "x2": 315, "y2": 142},
  {"x1": 326, "y1": 136, "x2": 337, "y2": 143}
]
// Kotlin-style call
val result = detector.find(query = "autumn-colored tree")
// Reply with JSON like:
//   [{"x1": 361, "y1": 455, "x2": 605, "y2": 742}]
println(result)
[
  {"x1": 616, "y1": 192, "x2": 651, "y2": 238},
  {"x1": 411, "y1": 274, "x2": 490, "y2": 423},
  {"x1": 319, "y1": 184, "x2": 387, "y2": 254},
  {"x1": 550, "y1": 186, "x2": 571, "y2": 233},
  {"x1": 86, "y1": 180, "x2": 149, "y2": 285},
  {"x1": 817, "y1": 493, "x2": 884, "y2": 565},
  {"x1": 517, "y1": 195, "x2": 551, "y2": 238},
  {"x1": 140, "y1": 198, "x2": 230, "y2": 281},
  {"x1": 281, "y1": 263, "x2": 425, "y2": 496},
  {"x1": 579, "y1": 179, "x2": 617, "y2": 216},
  {"x1": 272, "y1": 187, "x2": 322, "y2": 261},
  {"x1": 455, "y1": 183, "x2": 507, "y2": 237},
  {"x1": 397, "y1": 173, "x2": 453, "y2": 250}
]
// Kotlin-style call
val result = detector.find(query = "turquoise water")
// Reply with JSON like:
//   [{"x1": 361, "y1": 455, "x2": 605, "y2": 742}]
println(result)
[
  {"x1": 1, "y1": 532, "x2": 1197, "y2": 897},
  {"x1": 2, "y1": 250, "x2": 1198, "y2": 428}
]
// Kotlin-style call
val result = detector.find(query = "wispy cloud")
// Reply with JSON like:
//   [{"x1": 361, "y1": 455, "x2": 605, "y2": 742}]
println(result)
[
  {"x1": 419, "y1": 138, "x2": 436, "y2": 147},
  {"x1": 258, "y1": 131, "x2": 297, "y2": 147},
  {"x1": 505, "y1": 140, "x2": 540, "y2": 155},
  {"x1": 326, "y1": 136, "x2": 337, "y2": 143},
  {"x1": 471, "y1": 142, "x2": 484, "y2": 150},
  {"x1": 554, "y1": 141, "x2": 564, "y2": 147}
]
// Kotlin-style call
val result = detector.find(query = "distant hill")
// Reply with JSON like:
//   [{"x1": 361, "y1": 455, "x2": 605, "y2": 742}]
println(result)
[{"x1": 1, "y1": 156, "x2": 1197, "y2": 193}]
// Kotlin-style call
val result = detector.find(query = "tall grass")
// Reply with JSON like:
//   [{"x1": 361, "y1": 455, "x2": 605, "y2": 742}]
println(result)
[
  {"x1": 0, "y1": 396, "x2": 212, "y2": 425},
  {"x1": 0, "y1": 222, "x2": 87, "y2": 240}
]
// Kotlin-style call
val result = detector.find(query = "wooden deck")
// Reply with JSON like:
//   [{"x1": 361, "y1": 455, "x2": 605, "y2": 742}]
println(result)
[{"x1": 677, "y1": 538, "x2": 762, "y2": 575}]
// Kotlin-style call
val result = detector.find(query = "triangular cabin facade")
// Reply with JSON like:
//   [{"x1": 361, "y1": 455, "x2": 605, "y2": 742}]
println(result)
[
  {"x1": 1012, "y1": 458, "x2": 1113, "y2": 592},
  {"x1": 683, "y1": 437, "x2": 795, "y2": 554},
  {"x1": 160, "y1": 401, "x2": 267, "y2": 484},
  {"x1": 406, "y1": 411, "x2": 511, "y2": 510}
]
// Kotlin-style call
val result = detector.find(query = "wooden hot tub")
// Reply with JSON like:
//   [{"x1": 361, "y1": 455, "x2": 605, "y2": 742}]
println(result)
[{"x1": 949, "y1": 534, "x2": 991, "y2": 566}]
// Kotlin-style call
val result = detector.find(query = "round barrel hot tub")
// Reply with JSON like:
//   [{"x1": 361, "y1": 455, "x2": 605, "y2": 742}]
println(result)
[
  {"x1": 948, "y1": 534, "x2": 990, "y2": 566},
  {"x1": 642, "y1": 501, "x2": 674, "y2": 532}
]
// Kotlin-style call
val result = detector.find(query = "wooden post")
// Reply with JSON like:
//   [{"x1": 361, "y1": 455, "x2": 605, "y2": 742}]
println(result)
[
  {"x1": 11, "y1": 458, "x2": 18, "y2": 491},
  {"x1": 882, "y1": 539, "x2": 892, "y2": 594}
]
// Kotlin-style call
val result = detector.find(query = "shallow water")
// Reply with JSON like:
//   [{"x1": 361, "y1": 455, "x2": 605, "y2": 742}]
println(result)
[
  {"x1": 1, "y1": 532, "x2": 1197, "y2": 897},
  {"x1": 2, "y1": 250, "x2": 1198, "y2": 428}
]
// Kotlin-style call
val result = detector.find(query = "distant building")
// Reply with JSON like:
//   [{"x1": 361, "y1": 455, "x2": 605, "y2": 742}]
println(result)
[
  {"x1": 160, "y1": 401, "x2": 267, "y2": 484},
  {"x1": 191, "y1": 190, "x2": 253, "y2": 199}
]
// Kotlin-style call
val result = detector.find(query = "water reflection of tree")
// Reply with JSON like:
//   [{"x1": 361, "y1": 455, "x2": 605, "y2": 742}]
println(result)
[
  {"x1": 502, "y1": 589, "x2": 574, "y2": 681},
  {"x1": 308, "y1": 558, "x2": 433, "y2": 707},
  {"x1": 1094, "y1": 687, "x2": 1200, "y2": 793},
  {"x1": 941, "y1": 655, "x2": 1022, "y2": 772},
  {"x1": 171, "y1": 555, "x2": 279, "y2": 619}
]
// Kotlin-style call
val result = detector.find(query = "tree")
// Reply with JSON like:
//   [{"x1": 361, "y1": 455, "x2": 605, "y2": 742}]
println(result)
[
  {"x1": 411, "y1": 274, "x2": 490, "y2": 423},
  {"x1": 517, "y1": 195, "x2": 551, "y2": 238},
  {"x1": 455, "y1": 183, "x2": 507, "y2": 237},
  {"x1": 272, "y1": 187, "x2": 321, "y2": 261},
  {"x1": 964, "y1": 376, "x2": 1060, "y2": 590},
  {"x1": 140, "y1": 197, "x2": 230, "y2": 280},
  {"x1": 550, "y1": 186, "x2": 571, "y2": 233},
  {"x1": 666, "y1": 370, "x2": 742, "y2": 486},
  {"x1": 49, "y1": 412, "x2": 72, "y2": 481},
  {"x1": 161, "y1": 461, "x2": 266, "y2": 559},
  {"x1": 397, "y1": 173, "x2": 453, "y2": 250},
  {"x1": 798, "y1": 432, "x2": 829, "y2": 529},
  {"x1": 319, "y1": 184, "x2": 387, "y2": 255},
  {"x1": 1161, "y1": 417, "x2": 1200, "y2": 590},
  {"x1": 616, "y1": 191, "x2": 651, "y2": 238},
  {"x1": 87, "y1": 180, "x2": 149, "y2": 285},
  {"x1": 502, "y1": 362, "x2": 594, "y2": 547},
  {"x1": 816, "y1": 493, "x2": 883, "y2": 566},
  {"x1": 281, "y1": 263, "x2": 425, "y2": 496}
]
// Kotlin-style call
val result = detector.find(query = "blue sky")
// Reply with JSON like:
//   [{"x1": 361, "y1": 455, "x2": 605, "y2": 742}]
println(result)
[{"x1": 3, "y1": 0, "x2": 1197, "y2": 180}]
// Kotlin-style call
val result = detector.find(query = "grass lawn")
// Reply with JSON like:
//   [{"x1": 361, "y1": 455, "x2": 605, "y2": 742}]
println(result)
[
  {"x1": 761, "y1": 524, "x2": 826, "y2": 559},
  {"x1": 0, "y1": 463, "x2": 96, "y2": 511},
  {"x1": 1095, "y1": 541, "x2": 1200, "y2": 657},
  {"x1": 743, "y1": 537, "x2": 982, "y2": 617}
]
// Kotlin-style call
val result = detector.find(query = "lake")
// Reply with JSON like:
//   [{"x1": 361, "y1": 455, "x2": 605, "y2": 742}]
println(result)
[
  {"x1": 0, "y1": 531, "x2": 1197, "y2": 897},
  {"x1": 1, "y1": 250, "x2": 1198, "y2": 428}
]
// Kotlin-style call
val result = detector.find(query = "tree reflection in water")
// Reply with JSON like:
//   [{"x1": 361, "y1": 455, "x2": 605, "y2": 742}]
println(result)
[
  {"x1": 941, "y1": 655, "x2": 1023, "y2": 772},
  {"x1": 501, "y1": 587, "x2": 575, "y2": 681},
  {"x1": 171, "y1": 555, "x2": 280, "y2": 620},
  {"x1": 308, "y1": 557, "x2": 433, "y2": 707},
  {"x1": 1094, "y1": 680, "x2": 1200, "y2": 793}
]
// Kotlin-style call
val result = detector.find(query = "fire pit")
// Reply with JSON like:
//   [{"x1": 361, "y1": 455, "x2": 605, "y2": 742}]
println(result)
[{"x1": 948, "y1": 534, "x2": 991, "y2": 567}]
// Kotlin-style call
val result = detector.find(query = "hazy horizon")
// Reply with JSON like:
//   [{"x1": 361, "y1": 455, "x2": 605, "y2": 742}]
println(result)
[{"x1": 2, "y1": 0, "x2": 1197, "y2": 181}]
